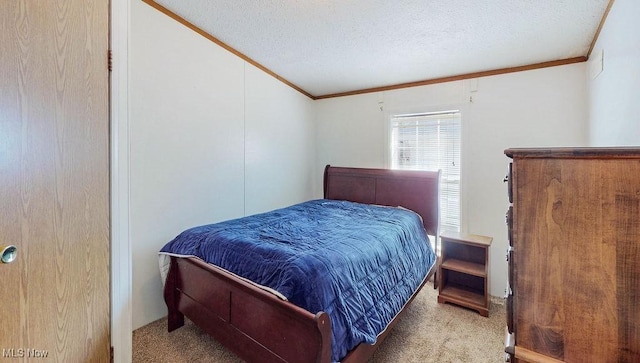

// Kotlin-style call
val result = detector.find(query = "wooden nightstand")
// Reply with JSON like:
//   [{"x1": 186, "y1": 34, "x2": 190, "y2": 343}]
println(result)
[{"x1": 437, "y1": 231, "x2": 492, "y2": 317}]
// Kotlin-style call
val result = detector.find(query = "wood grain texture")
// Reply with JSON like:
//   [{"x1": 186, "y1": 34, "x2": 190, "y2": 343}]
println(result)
[
  {"x1": 515, "y1": 346, "x2": 565, "y2": 363},
  {"x1": 0, "y1": 1, "x2": 110, "y2": 362},
  {"x1": 507, "y1": 148, "x2": 640, "y2": 362},
  {"x1": 0, "y1": 1, "x2": 24, "y2": 353}
]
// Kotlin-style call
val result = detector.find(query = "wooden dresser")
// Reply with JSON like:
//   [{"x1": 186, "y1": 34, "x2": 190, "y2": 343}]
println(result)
[{"x1": 504, "y1": 147, "x2": 640, "y2": 363}]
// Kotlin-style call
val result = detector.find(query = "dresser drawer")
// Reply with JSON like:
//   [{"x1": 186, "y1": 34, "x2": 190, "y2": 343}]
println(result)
[
  {"x1": 506, "y1": 207, "x2": 513, "y2": 246},
  {"x1": 506, "y1": 247, "x2": 514, "y2": 291},
  {"x1": 505, "y1": 163, "x2": 513, "y2": 203},
  {"x1": 506, "y1": 291, "x2": 514, "y2": 333}
]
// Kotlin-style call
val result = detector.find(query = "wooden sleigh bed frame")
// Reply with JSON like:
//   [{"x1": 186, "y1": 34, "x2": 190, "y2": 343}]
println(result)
[{"x1": 163, "y1": 165, "x2": 440, "y2": 363}]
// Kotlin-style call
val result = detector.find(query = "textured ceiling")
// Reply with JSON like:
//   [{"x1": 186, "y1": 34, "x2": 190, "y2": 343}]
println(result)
[{"x1": 152, "y1": 0, "x2": 610, "y2": 98}]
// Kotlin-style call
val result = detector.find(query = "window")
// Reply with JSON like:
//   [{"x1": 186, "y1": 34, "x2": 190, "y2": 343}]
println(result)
[{"x1": 390, "y1": 110, "x2": 461, "y2": 233}]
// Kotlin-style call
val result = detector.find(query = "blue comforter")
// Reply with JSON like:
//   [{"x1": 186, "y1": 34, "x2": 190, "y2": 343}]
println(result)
[{"x1": 160, "y1": 199, "x2": 435, "y2": 362}]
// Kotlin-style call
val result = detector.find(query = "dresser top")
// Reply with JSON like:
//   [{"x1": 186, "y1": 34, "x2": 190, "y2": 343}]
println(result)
[
  {"x1": 505, "y1": 147, "x2": 640, "y2": 159},
  {"x1": 440, "y1": 231, "x2": 493, "y2": 246}
]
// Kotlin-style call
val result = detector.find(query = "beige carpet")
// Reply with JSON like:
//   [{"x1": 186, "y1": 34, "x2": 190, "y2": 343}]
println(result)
[{"x1": 133, "y1": 282, "x2": 506, "y2": 362}]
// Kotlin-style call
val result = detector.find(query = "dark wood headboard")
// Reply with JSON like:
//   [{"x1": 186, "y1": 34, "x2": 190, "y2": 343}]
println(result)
[{"x1": 323, "y1": 165, "x2": 440, "y2": 237}]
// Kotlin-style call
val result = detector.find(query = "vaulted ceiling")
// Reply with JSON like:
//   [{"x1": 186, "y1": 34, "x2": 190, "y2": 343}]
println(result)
[{"x1": 146, "y1": 0, "x2": 612, "y2": 99}]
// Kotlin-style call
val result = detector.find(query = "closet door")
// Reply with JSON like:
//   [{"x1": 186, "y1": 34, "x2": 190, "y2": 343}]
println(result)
[{"x1": 0, "y1": 1, "x2": 110, "y2": 361}]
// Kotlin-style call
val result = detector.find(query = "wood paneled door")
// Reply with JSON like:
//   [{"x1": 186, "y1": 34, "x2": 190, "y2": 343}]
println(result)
[{"x1": 0, "y1": 1, "x2": 110, "y2": 362}]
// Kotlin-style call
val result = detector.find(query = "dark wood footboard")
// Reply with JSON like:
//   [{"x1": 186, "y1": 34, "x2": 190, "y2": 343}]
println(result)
[
  {"x1": 164, "y1": 255, "x2": 436, "y2": 363},
  {"x1": 164, "y1": 256, "x2": 332, "y2": 363}
]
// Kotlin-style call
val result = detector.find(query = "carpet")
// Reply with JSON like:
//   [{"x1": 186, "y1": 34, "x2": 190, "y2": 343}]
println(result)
[{"x1": 133, "y1": 281, "x2": 506, "y2": 362}]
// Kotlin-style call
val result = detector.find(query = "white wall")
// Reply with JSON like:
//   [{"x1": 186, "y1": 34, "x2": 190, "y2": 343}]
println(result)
[
  {"x1": 130, "y1": 0, "x2": 315, "y2": 329},
  {"x1": 588, "y1": 0, "x2": 640, "y2": 145},
  {"x1": 316, "y1": 63, "x2": 588, "y2": 298},
  {"x1": 244, "y1": 65, "x2": 317, "y2": 215}
]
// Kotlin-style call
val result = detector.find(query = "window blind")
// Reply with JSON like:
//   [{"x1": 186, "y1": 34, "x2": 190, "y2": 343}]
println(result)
[{"x1": 390, "y1": 111, "x2": 461, "y2": 232}]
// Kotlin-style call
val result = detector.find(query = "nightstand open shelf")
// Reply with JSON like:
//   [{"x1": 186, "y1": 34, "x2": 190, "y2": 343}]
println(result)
[
  {"x1": 440, "y1": 258, "x2": 485, "y2": 277},
  {"x1": 437, "y1": 231, "x2": 492, "y2": 317},
  {"x1": 439, "y1": 285, "x2": 485, "y2": 307}
]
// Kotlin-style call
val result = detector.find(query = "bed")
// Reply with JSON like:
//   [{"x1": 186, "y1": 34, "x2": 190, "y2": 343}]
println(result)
[{"x1": 159, "y1": 165, "x2": 440, "y2": 363}]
